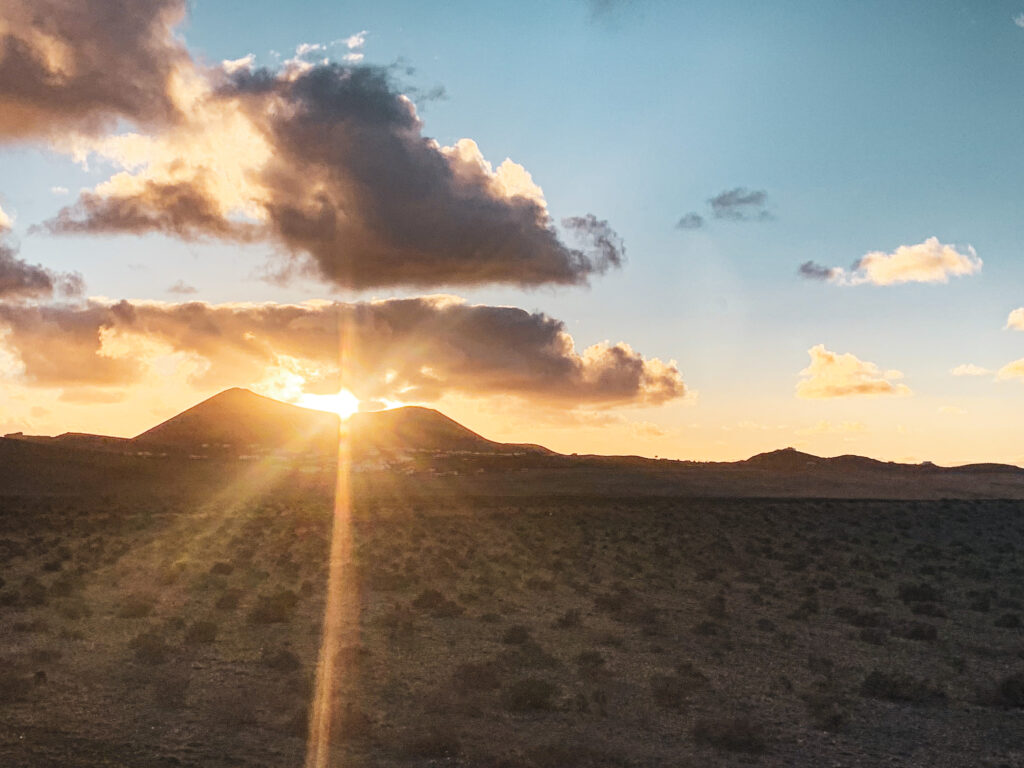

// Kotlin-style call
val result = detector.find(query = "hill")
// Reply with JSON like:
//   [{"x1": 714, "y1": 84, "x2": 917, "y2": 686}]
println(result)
[
  {"x1": 133, "y1": 388, "x2": 340, "y2": 455},
  {"x1": 347, "y1": 405, "x2": 550, "y2": 457}
]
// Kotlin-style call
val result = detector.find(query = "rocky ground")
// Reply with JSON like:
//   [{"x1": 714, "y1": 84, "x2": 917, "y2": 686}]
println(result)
[{"x1": 1, "y1": 467, "x2": 1023, "y2": 766}]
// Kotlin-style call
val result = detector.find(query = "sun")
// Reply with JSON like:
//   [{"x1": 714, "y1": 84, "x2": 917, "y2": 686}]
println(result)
[{"x1": 295, "y1": 389, "x2": 361, "y2": 420}]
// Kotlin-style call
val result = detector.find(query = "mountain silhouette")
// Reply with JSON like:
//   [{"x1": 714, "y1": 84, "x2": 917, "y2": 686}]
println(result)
[
  {"x1": 133, "y1": 388, "x2": 339, "y2": 454},
  {"x1": 130, "y1": 388, "x2": 549, "y2": 457}
]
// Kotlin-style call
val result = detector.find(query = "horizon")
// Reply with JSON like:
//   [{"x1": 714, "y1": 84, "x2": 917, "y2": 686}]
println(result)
[
  {"x1": 3, "y1": 1, "x2": 1024, "y2": 467},
  {"x1": 6, "y1": 384, "x2": 1021, "y2": 470}
]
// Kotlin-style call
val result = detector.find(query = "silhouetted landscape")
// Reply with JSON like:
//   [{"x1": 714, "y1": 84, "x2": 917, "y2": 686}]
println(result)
[{"x1": 2, "y1": 391, "x2": 1023, "y2": 766}]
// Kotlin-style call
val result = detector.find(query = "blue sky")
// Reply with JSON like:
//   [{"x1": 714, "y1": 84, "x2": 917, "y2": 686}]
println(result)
[{"x1": 2, "y1": 0, "x2": 1024, "y2": 462}]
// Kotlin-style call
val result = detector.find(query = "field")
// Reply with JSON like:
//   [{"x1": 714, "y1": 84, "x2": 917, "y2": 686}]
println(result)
[{"x1": 1, "y1": 466, "x2": 1023, "y2": 767}]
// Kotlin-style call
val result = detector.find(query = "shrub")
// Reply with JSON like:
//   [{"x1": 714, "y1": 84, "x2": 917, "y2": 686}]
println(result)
[
  {"x1": 502, "y1": 625, "x2": 531, "y2": 645},
  {"x1": 411, "y1": 589, "x2": 463, "y2": 618},
  {"x1": 215, "y1": 588, "x2": 242, "y2": 611},
  {"x1": 896, "y1": 622, "x2": 937, "y2": 642},
  {"x1": 899, "y1": 582, "x2": 941, "y2": 604},
  {"x1": 401, "y1": 728, "x2": 462, "y2": 759},
  {"x1": 183, "y1": 620, "x2": 218, "y2": 645},
  {"x1": 995, "y1": 613, "x2": 1021, "y2": 629},
  {"x1": 263, "y1": 648, "x2": 301, "y2": 672},
  {"x1": 130, "y1": 630, "x2": 169, "y2": 665},
  {"x1": 859, "y1": 670, "x2": 945, "y2": 705},
  {"x1": 118, "y1": 595, "x2": 154, "y2": 619},
  {"x1": 0, "y1": 671, "x2": 31, "y2": 704},
  {"x1": 691, "y1": 716, "x2": 767, "y2": 753},
  {"x1": 502, "y1": 678, "x2": 557, "y2": 711},
  {"x1": 452, "y1": 662, "x2": 500, "y2": 693},
  {"x1": 575, "y1": 650, "x2": 606, "y2": 677},
  {"x1": 209, "y1": 561, "x2": 233, "y2": 575},
  {"x1": 554, "y1": 609, "x2": 581, "y2": 628},
  {"x1": 249, "y1": 590, "x2": 298, "y2": 624},
  {"x1": 804, "y1": 691, "x2": 847, "y2": 732},
  {"x1": 991, "y1": 673, "x2": 1024, "y2": 707}
]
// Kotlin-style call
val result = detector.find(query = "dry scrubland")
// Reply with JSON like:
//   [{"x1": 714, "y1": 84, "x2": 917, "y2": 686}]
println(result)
[{"x1": 1, "y1": 471, "x2": 1024, "y2": 767}]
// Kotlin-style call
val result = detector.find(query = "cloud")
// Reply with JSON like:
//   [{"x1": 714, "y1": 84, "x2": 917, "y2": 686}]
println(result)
[
  {"x1": 341, "y1": 31, "x2": 368, "y2": 50},
  {"x1": 1015, "y1": 13, "x2": 1024, "y2": 28},
  {"x1": 797, "y1": 261, "x2": 841, "y2": 281},
  {"x1": 221, "y1": 54, "x2": 255, "y2": 75},
  {"x1": 708, "y1": 188, "x2": 771, "y2": 222},
  {"x1": 675, "y1": 212, "x2": 704, "y2": 230},
  {"x1": 950, "y1": 363, "x2": 991, "y2": 377},
  {"x1": 676, "y1": 187, "x2": 771, "y2": 231},
  {"x1": 0, "y1": 0, "x2": 189, "y2": 139},
  {"x1": 1005, "y1": 307, "x2": 1024, "y2": 331},
  {"x1": 801, "y1": 237, "x2": 981, "y2": 286},
  {"x1": 50, "y1": 186, "x2": 68, "y2": 196},
  {"x1": 0, "y1": 296, "x2": 686, "y2": 407},
  {"x1": 996, "y1": 359, "x2": 1024, "y2": 382},
  {"x1": 38, "y1": 59, "x2": 623, "y2": 289},
  {"x1": 938, "y1": 406, "x2": 967, "y2": 416},
  {"x1": 167, "y1": 280, "x2": 197, "y2": 295},
  {"x1": 0, "y1": 207, "x2": 83, "y2": 300},
  {"x1": 796, "y1": 344, "x2": 911, "y2": 399}
]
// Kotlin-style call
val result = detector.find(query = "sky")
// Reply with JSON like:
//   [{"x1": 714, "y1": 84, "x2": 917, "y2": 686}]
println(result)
[{"x1": 2, "y1": 0, "x2": 1024, "y2": 465}]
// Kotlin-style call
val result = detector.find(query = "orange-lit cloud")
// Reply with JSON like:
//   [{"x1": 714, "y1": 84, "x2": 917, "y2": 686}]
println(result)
[
  {"x1": 0, "y1": 296, "x2": 685, "y2": 407},
  {"x1": 796, "y1": 344, "x2": 911, "y2": 398},
  {"x1": 1006, "y1": 308, "x2": 1024, "y2": 331},
  {"x1": 0, "y1": 0, "x2": 189, "y2": 139},
  {"x1": 996, "y1": 359, "x2": 1024, "y2": 382},
  {"x1": 1, "y1": 1, "x2": 622, "y2": 290},
  {"x1": 800, "y1": 237, "x2": 981, "y2": 286},
  {"x1": 42, "y1": 62, "x2": 622, "y2": 289}
]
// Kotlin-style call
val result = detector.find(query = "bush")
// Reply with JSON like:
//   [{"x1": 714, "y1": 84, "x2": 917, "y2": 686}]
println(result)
[
  {"x1": 554, "y1": 609, "x2": 581, "y2": 628},
  {"x1": 401, "y1": 728, "x2": 462, "y2": 760},
  {"x1": 411, "y1": 589, "x2": 463, "y2": 618},
  {"x1": 991, "y1": 673, "x2": 1024, "y2": 707},
  {"x1": 130, "y1": 630, "x2": 169, "y2": 665},
  {"x1": 502, "y1": 625, "x2": 531, "y2": 645},
  {"x1": 899, "y1": 582, "x2": 941, "y2": 604},
  {"x1": 0, "y1": 671, "x2": 31, "y2": 704},
  {"x1": 502, "y1": 678, "x2": 557, "y2": 711},
  {"x1": 118, "y1": 595, "x2": 154, "y2": 619},
  {"x1": 860, "y1": 670, "x2": 945, "y2": 705},
  {"x1": 995, "y1": 613, "x2": 1021, "y2": 629},
  {"x1": 896, "y1": 622, "x2": 937, "y2": 642},
  {"x1": 263, "y1": 648, "x2": 301, "y2": 672},
  {"x1": 691, "y1": 716, "x2": 767, "y2": 754},
  {"x1": 249, "y1": 590, "x2": 298, "y2": 624},
  {"x1": 183, "y1": 620, "x2": 218, "y2": 645},
  {"x1": 215, "y1": 588, "x2": 242, "y2": 611},
  {"x1": 452, "y1": 662, "x2": 500, "y2": 693}
]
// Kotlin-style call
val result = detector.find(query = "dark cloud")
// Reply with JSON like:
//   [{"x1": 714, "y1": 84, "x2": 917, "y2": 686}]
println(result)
[
  {"x1": 0, "y1": 0, "x2": 188, "y2": 139},
  {"x1": 42, "y1": 60, "x2": 624, "y2": 290},
  {"x1": 0, "y1": 296, "x2": 685, "y2": 407},
  {"x1": 708, "y1": 188, "x2": 772, "y2": 222},
  {"x1": 675, "y1": 212, "x2": 704, "y2": 230},
  {"x1": 0, "y1": 231, "x2": 83, "y2": 301},
  {"x1": 40, "y1": 181, "x2": 261, "y2": 242},
  {"x1": 797, "y1": 261, "x2": 841, "y2": 281}
]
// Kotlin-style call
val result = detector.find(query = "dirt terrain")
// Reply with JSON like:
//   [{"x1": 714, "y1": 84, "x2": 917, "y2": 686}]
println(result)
[{"x1": 1, "y1": 457, "x2": 1023, "y2": 767}]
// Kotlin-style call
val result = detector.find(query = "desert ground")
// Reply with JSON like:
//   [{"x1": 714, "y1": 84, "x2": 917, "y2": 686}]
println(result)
[{"x1": 1, "y1": 455, "x2": 1023, "y2": 767}]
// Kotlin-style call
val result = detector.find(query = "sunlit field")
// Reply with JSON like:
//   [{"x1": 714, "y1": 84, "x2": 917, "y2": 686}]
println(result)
[{"x1": 2, "y1": 454, "x2": 1023, "y2": 767}]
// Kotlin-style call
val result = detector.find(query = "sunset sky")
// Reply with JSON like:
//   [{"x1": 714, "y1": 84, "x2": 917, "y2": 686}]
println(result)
[{"x1": 2, "y1": 0, "x2": 1024, "y2": 464}]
